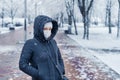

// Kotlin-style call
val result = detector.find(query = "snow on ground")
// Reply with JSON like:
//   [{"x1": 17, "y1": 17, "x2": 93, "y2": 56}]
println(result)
[
  {"x1": 93, "y1": 51, "x2": 120, "y2": 75},
  {"x1": 0, "y1": 46, "x2": 17, "y2": 53},
  {"x1": 0, "y1": 27, "x2": 10, "y2": 34},
  {"x1": 0, "y1": 26, "x2": 23, "y2": 34},
  {"x1": 0, "y1": 18, "x2": 25, "y2": 34},
  {"x1": 62, "y1": 23, "x2": 120, "y2": 75},
  {"x1": 68, "y1": 27, "x2": 120, "y2": 50}
]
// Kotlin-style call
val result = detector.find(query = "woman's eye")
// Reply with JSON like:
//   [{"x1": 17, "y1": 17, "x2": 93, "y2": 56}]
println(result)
[{"x1": 44, "y1": 27, "x2": 52, "y2": 30}]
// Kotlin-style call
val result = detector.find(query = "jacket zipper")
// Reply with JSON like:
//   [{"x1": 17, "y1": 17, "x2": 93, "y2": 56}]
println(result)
[{"x1": 46, "y1": 41, "x2": 56, "y2": 80}]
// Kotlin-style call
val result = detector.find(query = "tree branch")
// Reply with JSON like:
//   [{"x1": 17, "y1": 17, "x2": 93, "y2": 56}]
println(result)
[
  {"x1": 78, "y1": 0, "x2": 84, "y2": 16},
  {"x1": 87, "y1": 0, "x2": 94, "y2": 14},
  {"x1": 119, "y1": 0, "x2": 120, "y2": 3}
]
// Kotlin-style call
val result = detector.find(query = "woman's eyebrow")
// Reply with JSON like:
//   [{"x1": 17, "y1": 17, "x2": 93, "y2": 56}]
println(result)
[{"x1": 43, "y1": 27, "x2": 52, "y2": 30}]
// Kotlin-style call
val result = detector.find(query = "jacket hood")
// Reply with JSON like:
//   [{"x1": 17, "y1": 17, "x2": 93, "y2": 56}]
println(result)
[{"x1": 33, "y1": 15, "x2": 58, "y2": 42}]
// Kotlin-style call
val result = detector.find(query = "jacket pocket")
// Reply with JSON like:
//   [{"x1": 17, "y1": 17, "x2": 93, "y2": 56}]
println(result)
[{"x1": 38, "y1": 62, "x2": 50, "y2": 80}]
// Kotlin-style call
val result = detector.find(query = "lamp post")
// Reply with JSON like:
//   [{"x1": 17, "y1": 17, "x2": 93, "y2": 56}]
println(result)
[
  {"x1": 18, "y1": 0, "x2": 27, "y2": 44},
  {"x1": 24, "y1": 0, "x2": 27, "y2": 42}
]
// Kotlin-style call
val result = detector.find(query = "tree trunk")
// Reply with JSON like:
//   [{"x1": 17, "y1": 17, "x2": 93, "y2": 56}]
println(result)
[
  {"x1": 72, "y1": 0, "x2": 78, "y2": 35},
  {"x1": 83, "y1": 13, "x2": 90, "y2": 40},
  {"x1": 68, "y1": 15, "x2": 72, "y2": 34},
  {"x1": 77, "y1": 0, "x2": 94, "y2": 39},
  {"x1": 72, "y1": 15, "x2": 78, "y2": 35},
  {"x1": 60, "y1": 12, "x2": 64, "y2": 27},
  {"x1": 86, "y1": 15, "x2": 90, "y2": 39},
  {"x1": 2, "y1": 18, "x2": 4, "y2": 27},
  {"x1": 117, "y1": 0, "x2": 120, "y2": 37},
  {"x1": 83, "y1": 15, "x2": 87, "y2": 39},
  {"x1": 108, "y1": 6, "x2": 112, "y2": 34},
  {"x1": 11, "y1": 16, "x2": 14, "y2": 24},
  {"x1": 105, "y1": 8, "x2": 108, "y2": 26},
  {"x1": 1, "y1": 8, "x2": 4, "y2": 27},
  {"x1": 11, "y1": 0, "x2": 13, "y2": 24}
]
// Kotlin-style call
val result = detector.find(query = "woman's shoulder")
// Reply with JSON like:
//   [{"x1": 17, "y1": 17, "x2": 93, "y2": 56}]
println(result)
[
  {"x1": 50, "y1": 39, "x2": 56, "y2": 43},
  {"x1": 24, "y1": 38, "x2": 36, "y2": 46},
  {"x1": 25, "y1": 39, "x2": 34, "y2": 43},
  {"x1": 50, "y1": 39, "x2": 58, "y2": 45}
]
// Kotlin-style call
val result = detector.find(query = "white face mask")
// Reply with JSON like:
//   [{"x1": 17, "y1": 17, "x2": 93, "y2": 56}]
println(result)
[{"x1": 43, "y1": 22, "x2": 53, "y2": 39}]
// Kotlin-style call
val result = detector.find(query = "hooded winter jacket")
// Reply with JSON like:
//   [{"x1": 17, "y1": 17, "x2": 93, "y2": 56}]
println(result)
[{"x1": 19, "y1": 15, "x2": 65, "y2": 80}]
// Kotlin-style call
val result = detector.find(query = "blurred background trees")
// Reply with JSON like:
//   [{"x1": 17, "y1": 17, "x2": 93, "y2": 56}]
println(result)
[{"x1": 0, "y1": 0, "x2": 120, "y2": 38}]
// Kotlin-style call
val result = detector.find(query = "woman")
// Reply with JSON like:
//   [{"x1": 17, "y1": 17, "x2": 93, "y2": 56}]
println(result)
[{"x1": 19, "y1": 15, "x2": 68, "y2": 80}]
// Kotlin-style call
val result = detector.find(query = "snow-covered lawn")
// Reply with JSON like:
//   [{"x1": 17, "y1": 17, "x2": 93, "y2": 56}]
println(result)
[
  {"x1": 0, "y1": 27, "x2": 23, "y2": 34},
  {"x1": 63, "y1": 24, "x2": 120, "y2": 75},
  {"x1": 93, "y1": 51, "x2": 120, "y2": 75},
  {"x1": 68, "y1": 27, "x2": 120, "y2": 50},
  {"x1": 0, "y1": 27, "x2": 10, "y2": 34},
  {"x1": 0, "y1": 17, "x2": 24, "y2": 34}
]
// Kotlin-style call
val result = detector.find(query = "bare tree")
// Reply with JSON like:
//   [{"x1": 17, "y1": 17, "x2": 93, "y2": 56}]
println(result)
[
  {"x1": 65, "y1": 0, "x2": 78, "y2": 35},
  {"x1": 60, "y1": 12, "x2": 64, "y2": 27},
  {"x1": 0, "y1": 0, "x2": 5, "y2": 27},
  {"x1": 10, "y1": 0, "x2": 18, "y2": 24},
  {"x1": 4, "y1": 0, "x2": 18, "y2": 24},
  {"x1": 118, "y1": 0, "x2": 120, "y2": 38},
  {"x1": 105, "y1": 1, "x2": 109, "y2": 27},
  {"x1": 57, "y1": 12, "x2": 64, "y2": 27},
  {"x1": 105, "y1": 0, "x2": 113, "y2": 34},
  {"x1": 65, "y1": 0, "x2": 73, "y2": 34},
  {"x1": 73, "y1": 0, "x2": 78, "y2": 35},
  {"x1": 77, "y1": 0, "x2": 94, "y2": 39},
  {"x1": 0, "y1": 7, "x2": 4, "y2": 27}
]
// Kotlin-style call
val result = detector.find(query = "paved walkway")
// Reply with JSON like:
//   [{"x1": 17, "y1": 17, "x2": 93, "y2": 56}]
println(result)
[
  {"x1": 0, "y1": 24, "x2": 33, "y2": 45},
  {"x1": 0, "y1": 26, "x2": 120, "y2": 80}
]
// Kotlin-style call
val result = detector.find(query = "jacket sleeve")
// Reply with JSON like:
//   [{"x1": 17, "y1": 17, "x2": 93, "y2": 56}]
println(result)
[
  {"x1": 19, "y1": 40, "x2": 39, "y2": 78},
  {"x1": 58, "y1": 48, "x2": 65, "y2": 75}
]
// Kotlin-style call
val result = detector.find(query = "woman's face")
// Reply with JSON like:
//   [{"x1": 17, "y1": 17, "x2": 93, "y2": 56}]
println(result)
[{"x1": 43, "y1": 22, "x2": 53, "y2": 39}]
